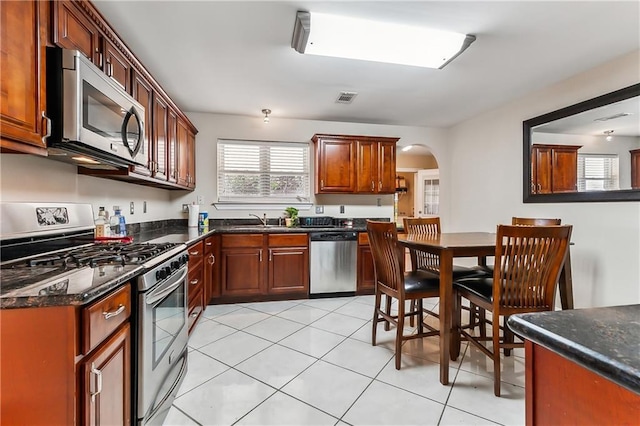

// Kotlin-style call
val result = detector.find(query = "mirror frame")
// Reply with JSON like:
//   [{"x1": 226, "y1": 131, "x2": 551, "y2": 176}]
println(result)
[{"x1": 523, "y1": 83, "x2": 640, "y2": 203}]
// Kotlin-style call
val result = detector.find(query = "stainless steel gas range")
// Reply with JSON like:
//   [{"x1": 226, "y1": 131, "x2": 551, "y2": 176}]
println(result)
[{"x1": 0, "y1": 202, "x2": 188, "y2": 425}]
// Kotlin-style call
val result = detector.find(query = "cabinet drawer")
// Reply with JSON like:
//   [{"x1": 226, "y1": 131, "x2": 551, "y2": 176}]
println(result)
[
  {"x1": 203, "y1": 236, "x2": 217, "y2": 254},
  {"x1": 187, "y1": 241, "x2": 204, "y2": 258},
  {"x1": 268, "y1": 233, "x2": 307, "y2": 247},
  {"x1": 188, "y1": 264, "x2": 203, "y2": 297},
  {"x1": 82, "y1": 284, "x2": 131, "y2": 355},
  {"x1": 358, "y1": 232, "x2": 369, "y2": 246},
  {"x1": 222, "y1": 234, "x2": 263, "y2": 248}
]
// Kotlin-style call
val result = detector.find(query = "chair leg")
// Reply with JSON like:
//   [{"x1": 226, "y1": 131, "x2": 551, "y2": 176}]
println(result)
[
  {"x1": 384, "y1": 295, "x2": 392, "y2": 331},
  {"x1": 493, "y1": 316, "x2": 502, "y2": 397},
  {"x1": 395, "y1": 297, "x2": 405, "y2": 370},
  {"x1": 409, "y1": 299, "x2": 416, "y2": 327},
  {"x1": 503, "y1": 314, "x2": 513, "y2": 356},
  {"x1": 479, "y1": 308, "x2": 487, "y2": 338},
  {"x1": 372, "y1": 291, "x2": 381, "y2": 346},
  {"x1": 452, "y1": 292, "x2": 462, "y2": 360},
  {"x1": 417, "y1": 299, "x2": 424, "y2": 334}
]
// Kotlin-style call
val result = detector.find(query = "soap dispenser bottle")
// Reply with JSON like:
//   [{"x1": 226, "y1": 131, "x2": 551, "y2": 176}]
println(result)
[{"x1": 111, "y1": 206, "x2": 127, "y2": 237}]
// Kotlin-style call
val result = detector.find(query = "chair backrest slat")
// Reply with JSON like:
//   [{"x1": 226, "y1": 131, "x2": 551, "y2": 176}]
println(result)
[
  {"x1": 366, "y1": 221, "x2": 404, "y2": 295},
  {"x1": 512, "y1": 217, "x2": 562, "y2": 226},
  {"x1": 402, "y1": 217, "x2": 441, "y2": 273},
  {"x1": 494, "y1": 225, "x2": 571, "y2": 311}
]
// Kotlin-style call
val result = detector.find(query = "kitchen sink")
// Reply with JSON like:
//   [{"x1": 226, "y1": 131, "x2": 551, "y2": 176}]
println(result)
[{"x1": 231, "y1": 225, "x2": 285, "y2": 230}]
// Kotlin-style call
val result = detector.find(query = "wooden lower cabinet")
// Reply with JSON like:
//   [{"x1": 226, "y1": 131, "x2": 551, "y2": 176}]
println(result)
[
  {"x1": 80, "y1": 323, "x2": 131, "y2": 426},
  {"x1": 0, "y1": 283, "x2": 132, "y2": 425},
  {"x1": 631, "y1": 149, "x2": 640, "y2": 189},
  {"x1": 218, "y1": 233, "x2": 309, "y2": 300},
  {"x1": 525, "y1": 340, "x2": 639, "y2": 425},
  {"x1": 267, "y1": 234, "x2": 309, "y2": 294},
  {"x1": 357, "y1": 232, "x2": 375, "y2": 294},
  {"x1": 204, "y1": 234, "x2": 221, "y2": 302},
  {"x1": 187, "y1": 240, "x2": 205, "y2": 333}
]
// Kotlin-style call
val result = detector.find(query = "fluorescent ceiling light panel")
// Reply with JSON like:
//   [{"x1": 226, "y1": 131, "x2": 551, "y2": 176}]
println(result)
[{"x1": 292, "y1": 11, "x2": 475, "y2": 69}]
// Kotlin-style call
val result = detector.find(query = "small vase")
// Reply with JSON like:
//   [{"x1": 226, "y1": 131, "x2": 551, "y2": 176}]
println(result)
[{"x1": 285, "y1": 218, "x2": 293, "y2": 227}]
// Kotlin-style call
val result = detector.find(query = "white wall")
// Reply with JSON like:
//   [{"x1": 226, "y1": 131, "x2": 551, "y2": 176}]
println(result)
[
  {"x1": 174, "y1": 114, "x2": 449, "y2": 222},
  {"x1": 0, "y1": 154, "x2": 173, "y2": 221},
  {"x1": 447, "y1": 50, "x2": 640, "y2": 308}
]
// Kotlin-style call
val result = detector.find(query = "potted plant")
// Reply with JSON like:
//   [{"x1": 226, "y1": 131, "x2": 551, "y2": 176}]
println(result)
[{"x1": 284, "y1": 207, "x2": 299, "y2": 227}]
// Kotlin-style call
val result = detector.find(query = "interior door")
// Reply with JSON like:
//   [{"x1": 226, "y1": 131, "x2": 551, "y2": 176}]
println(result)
[{"x1": 415, "y1": 169, "x2": 440, "y2": 216}]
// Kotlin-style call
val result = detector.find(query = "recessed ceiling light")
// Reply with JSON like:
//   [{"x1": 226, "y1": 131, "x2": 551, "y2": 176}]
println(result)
[
  {"x1": 292, "y1": 11, "x2": 475, "y2": 69},
  {"x1": 71, "y1": 156, "x2": 100, "y2": 164}
]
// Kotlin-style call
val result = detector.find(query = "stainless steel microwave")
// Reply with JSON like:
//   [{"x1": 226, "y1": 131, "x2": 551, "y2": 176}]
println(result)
[{"x1": 46, "y1": 48, "x2": 146, "y2": 169}]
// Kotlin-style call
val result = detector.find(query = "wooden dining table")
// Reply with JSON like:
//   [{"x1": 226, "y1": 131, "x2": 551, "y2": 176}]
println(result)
[{"x1": 397, "y1": 232, "x2": 574, "y2": 385}]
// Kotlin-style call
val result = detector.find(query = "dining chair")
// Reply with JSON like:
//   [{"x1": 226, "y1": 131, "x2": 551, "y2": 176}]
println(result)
[
  {"x1": 452, "y1": 224, "x2": 572, "y2": 396},
  {"x1": 403, "y1": 217, "x2": 488, "y2": 329},
  {"x1": 476, "y1": 217, "x2": 563, "y2": 346},
  {"x1": 366, "y1": 220, "x2": 441, "y2": 370}
]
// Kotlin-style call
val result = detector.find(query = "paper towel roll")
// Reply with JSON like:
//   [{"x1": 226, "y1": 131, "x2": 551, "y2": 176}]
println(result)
[{"x1": 187, "y1": 204, "x2": 200, "y2": 227}]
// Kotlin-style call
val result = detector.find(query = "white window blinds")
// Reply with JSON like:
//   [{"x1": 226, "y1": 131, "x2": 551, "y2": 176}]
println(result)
[
  {"x1": 577, "y1": 154, "x2": 619, "y2": 191},
  {"x1": 217, "y1": 140, "x2": 310, "y2": 202}
]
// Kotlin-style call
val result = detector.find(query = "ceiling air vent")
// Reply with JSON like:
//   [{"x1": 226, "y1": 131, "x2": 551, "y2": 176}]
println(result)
[
  {"x1": 593, "y1": 112, "x2": 631, "y2": 122},
  {"x1": 336, "y1": 91, "x2": 358, "y2": 104}
]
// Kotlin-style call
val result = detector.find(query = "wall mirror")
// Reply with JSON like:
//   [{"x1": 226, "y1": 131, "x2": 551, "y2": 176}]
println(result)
[{"x1": 523, "y1": 83, "x2": 640, "y2": 202}]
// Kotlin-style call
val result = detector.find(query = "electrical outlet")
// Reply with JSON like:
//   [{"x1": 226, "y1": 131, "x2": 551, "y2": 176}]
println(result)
[
  {"x1": 196, "y1": 195, "x2": 204, "y2": 205},
  {"x1": 340, "y1": 205, "x2": 345, "y2": 214},
  {"x1": 143, "y1": 201, "x2": 147, "y2": 213},
  {"x1": 315, "y1": 205, "x2": 324, "y2": 214},
  {"x1": 182, "y1": 204, "x2": 189, "y2": 213},
  {"x1": 130, "y1": 201, "x2": 135, "y2": 215},
  {"x1": 377, "y1": 198, "x2": 381, "y2": 207}
]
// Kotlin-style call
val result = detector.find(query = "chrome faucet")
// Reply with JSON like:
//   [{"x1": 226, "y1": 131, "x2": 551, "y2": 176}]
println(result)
[{"x1": 249, "y1": 213, "x2": 267, "y2": 226}]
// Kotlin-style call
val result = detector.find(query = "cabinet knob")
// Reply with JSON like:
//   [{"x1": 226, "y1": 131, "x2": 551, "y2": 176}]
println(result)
[
  {"x1": 320, "y1": 179, "x2": 324, "y2": 189},
  {"x1": 208, "y1": 254, "x2": 215, "y2": 265},
  {"x1": 379, "y1": 181, "x2": 382, "y2": 190},
  {"x1": 90, "y1": 362, "x2": 103, "y2": 403},
  {"x1": 102, "y1": 304, "x2": 125, "y2": 320},
  {"x1": 190, "y1": 279, "x2": 199, "y2": 285}
]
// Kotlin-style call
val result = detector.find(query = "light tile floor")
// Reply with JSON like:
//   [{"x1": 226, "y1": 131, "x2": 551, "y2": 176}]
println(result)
[{"x1": 165, "y1": 296, "x2": 525, "y2": 426}]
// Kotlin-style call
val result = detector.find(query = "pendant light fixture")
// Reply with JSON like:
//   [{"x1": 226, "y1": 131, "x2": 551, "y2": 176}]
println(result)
[
  {"x1": 604, "y1": 130, "x2": 614, "y2": 141},
  {"x1": 262, "y1": 109, "x2": 271, "y2": 123}
]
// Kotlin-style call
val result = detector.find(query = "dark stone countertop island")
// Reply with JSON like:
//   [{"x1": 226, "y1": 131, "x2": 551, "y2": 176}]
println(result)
[{"x1": 508, "y1": 304, "x2": 640, "y2": 395}]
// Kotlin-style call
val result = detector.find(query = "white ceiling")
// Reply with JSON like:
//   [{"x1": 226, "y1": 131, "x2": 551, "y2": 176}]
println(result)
[{"x1": 93, "y1": 1, "x2": 640, "y2": 128}]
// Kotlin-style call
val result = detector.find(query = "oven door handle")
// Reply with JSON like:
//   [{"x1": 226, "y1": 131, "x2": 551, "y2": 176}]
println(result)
[{"x1": 146, "y1": 267, "x2": 188, "y2": 305}]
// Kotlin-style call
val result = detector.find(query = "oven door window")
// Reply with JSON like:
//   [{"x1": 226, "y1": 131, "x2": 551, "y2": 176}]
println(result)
[
  {"x1": 152, "y1": 282, "x2": 186, "y2": 368},
  {"x1": 82, "y1": 81, "x2": 142, "y2": 157}
]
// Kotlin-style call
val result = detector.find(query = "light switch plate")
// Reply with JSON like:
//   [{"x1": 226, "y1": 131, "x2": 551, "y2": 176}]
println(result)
[
  {"x1": 143, "y1": 201, "x2": 147, "y2": 213},
  {"x1": 130, "y1": 201, "x2": 135, "y2": 215},
  {"x1": 196, "y1": 195, "x2": 204, "y2": 205},
  {"x1": 340, "y1": 205, "x2": 345, "y2": 214},
  {"x1": 315, "y1": 205, "x2": 324, "y2": 214}
]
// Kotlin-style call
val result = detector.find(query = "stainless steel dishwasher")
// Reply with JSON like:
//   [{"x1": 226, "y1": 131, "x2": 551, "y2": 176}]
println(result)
[{"x1": 309, "y1": 231, "x2": 358, "y2": 295}]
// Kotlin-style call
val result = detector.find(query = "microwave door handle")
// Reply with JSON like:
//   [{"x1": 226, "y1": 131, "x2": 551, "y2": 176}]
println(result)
[{"x1": 121, "y1": 107, "x2": 143, "y2": 158}]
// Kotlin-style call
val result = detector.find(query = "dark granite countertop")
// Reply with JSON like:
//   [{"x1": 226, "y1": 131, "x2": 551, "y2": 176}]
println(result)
[{"x1": 508, "y1": 305, "x2": 640, "y2": 395}]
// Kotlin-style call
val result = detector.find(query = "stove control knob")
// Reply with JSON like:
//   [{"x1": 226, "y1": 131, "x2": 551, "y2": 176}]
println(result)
[
  {"x1": 156, "y1": 268, "x2": 168, "y2": 280},
  {"x1": 181, "y1": 254, "x2": 189, "y2": 265},
  {"x1": 171, "y1": 261, "x2": 180, "y2": 270},
  {"x1": 164, "y1": 266, "x2": 172, "y2": 276}
]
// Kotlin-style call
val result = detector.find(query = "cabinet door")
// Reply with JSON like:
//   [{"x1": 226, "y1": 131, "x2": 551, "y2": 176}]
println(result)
[
  {"x1": 176, "y1": 119, "x2": 189, "y2": 187},
  {"x1": 552, "y1": 147, "x2": 578, "y2": 193},
  {"x1": 532, "y1": 146, "x2": 553, "y2": 194},
  {"x1": 132, "y1": 72, "x2": 153, "y2": 176},
  {"x1": 631, "y1": 149, "x2": 640, "y2": 190},
  {"x1": 103, "y1": 39, "x2": 132, "y2": 93},
  {"x1": 152, "y1": 94, "x2": 169, "y2": 181},
  {"x1": 357, "y1": 140, "x2": 378, "y2": 193},
  {"x1": 187, "y1": 130, "x2": 197, "y2": 188},
  {"x1": 220, "y1": 248, "x2": 264, "y2": 296},
  {"x1": 167, "y1": 109, "x2": 178, "y2": 183},
  {"x1": 204, "y1": 235, "x2": 220, "y2": 302},
  {"x1": 0, "y1": 0, "x2": 48, "y2": 155},
  {"x1": 268, "y1": 247, "x2": 309, "y2": 294},
  {"x1": 378, "y1": 141, "x2": 397, "y2": 193},
  {"x1": 315, "y1": 138, "x2": 356, "y2": 193},
  {"x1": 53, "y1": 0, "x2": 101, "y2": 66},
  {"x1": 81, "y1": 323, "x2": 131, "y2": 426},
  {"x1": 357, "y1": 245, "x2": 376, "y2": 294}
]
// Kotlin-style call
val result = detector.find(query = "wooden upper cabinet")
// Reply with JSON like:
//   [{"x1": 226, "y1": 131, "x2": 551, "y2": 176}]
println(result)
[
  {"x1": 152, "y1": 94, "x2": 169, "y2": 181},
  {"x1": 177, "y1": 118, "x2": 190, "y2": 187},
  {"x1": 132, "y1": 71, "x2": 153, "y2": 177},
  {"x1": 53, "y1": 0, "x2": 101, "y2": 66},
  {"x1": 314, "y1": 134, "x2": 398, "y2": 194},
  {"x1": 167, "y1": 109, "x2": 178, "y2": 183},
  {"x1": 0, "y1": 0, "x2": 48, "y2": 155},
  {"x1": 631, "y1": 149, "x2": 640, "y2": 190},
  {"x1": 103, "y1": 39, "x2": 132, "y2": 93},
  {"x1": 187, "y1": 130, "x2": 196, "y2": 188},
  {"x1": 313, "y1": 134, "x2": 357, "y2": 193},
  {"x1": 531, "y1": 144, "x2": 580, "y2": 194}
]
